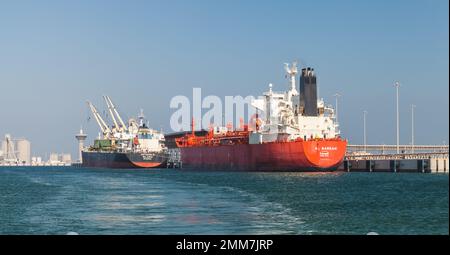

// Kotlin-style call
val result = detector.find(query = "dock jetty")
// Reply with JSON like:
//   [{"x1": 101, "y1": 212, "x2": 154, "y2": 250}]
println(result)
[{"x1": 342, "y1": 144, "x2": 449, "y2": 173}]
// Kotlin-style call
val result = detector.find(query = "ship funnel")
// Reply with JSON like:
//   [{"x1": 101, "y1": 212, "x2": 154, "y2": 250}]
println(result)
[{"x1": 299, "y1": 67, "x2": 318, "y2": 116}]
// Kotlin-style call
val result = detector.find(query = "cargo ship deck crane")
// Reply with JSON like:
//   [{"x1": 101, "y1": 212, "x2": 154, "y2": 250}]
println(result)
[
  {"x1": 87, "y1": 101, "x2": 111, "y2": 138},
  {"x1": 104, "y1": 96, "x2": 128, "y2": 132},
  {"x1": 103, "y1": 95, "x2": 120, "y2": 132}
]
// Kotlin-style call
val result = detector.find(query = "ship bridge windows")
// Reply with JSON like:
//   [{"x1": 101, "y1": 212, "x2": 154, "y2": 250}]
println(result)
[{"x1": 139, "y1": 133, "x2": 153, "y2": 139}]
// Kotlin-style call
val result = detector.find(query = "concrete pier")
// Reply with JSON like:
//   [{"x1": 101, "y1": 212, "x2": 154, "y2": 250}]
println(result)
[
  {"x1": 342, "y1": 150, "x2": 448, "y2": 173},
  {"x1": 429, "y1": 157, "x2": 449, "y2": 173}
]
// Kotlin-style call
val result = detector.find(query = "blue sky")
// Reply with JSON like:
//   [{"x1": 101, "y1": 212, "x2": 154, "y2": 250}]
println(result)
[{"x1": 0, "y1": 0, "x2": 448, "y2": 158}]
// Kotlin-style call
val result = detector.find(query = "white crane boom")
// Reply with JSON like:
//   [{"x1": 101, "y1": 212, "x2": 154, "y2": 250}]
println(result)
[
  {"x1": 103, "y1": 95, "x2": 120, "y2": 130},
  {"x1": 87, "y1": 101, "x2": 111, "y2": 135},
  {"x1": 106, "y1": 96, "x2": 128, "y2": 132}
]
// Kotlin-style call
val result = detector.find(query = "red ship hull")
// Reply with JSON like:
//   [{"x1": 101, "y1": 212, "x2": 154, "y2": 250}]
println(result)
[{"x1": 179, "y1": 139, "x2": 347, "y2": 171}]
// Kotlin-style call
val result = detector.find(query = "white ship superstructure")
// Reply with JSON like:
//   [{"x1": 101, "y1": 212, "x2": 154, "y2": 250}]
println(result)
[
  {"x1": 250, "y1": 62, "x2": 339, "y2": 144},
  {"x1": 86, "y1": 96, "x2": 165, "y2": 153}
]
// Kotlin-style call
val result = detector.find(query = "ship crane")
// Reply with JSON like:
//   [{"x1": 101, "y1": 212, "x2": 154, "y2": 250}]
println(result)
[
  {"x1": 103, "y1": 95, "x2": 120, "y2": 132},
  {"x1": 87, "y1": 101, "x2": 111, "y2": 138},
  {"x1": 104, "y1": 96, "x2": 128, "y2": 132}
]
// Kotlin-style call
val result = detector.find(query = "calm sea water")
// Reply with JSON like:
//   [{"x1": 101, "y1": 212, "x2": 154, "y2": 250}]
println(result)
[{"x1": 0, "y1": 167, "x2": 448, "y2": 235}]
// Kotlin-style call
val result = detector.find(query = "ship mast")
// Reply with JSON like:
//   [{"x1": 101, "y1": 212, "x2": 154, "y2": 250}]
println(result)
[
  {"x1": 284, "y1": 62, "x2": 299, "y2": 96},
  {"x1": 138, "y1": 109, "x2": 145, "y2": 127}
]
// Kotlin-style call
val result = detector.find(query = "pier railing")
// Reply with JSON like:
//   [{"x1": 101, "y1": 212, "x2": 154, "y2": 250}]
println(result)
[
  {"x1": 345, "y1": 152, "x2": 448, "y2": 161},
  {"x1": 345, "y1": 144, "x2": 449, "y2": 162},
  {"x1": 347, "y1": 144, "x2": 448, "y2": 154}
]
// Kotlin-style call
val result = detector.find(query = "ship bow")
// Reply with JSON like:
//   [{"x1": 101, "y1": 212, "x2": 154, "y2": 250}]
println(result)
[{"x1": 303, "y1": 140, "x2": 347, "y2": 170}]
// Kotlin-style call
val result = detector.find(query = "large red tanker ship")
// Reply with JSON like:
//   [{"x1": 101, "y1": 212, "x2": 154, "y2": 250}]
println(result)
[
  {"x1": 174, "y1": 128, "x2": 346, "y2": 171},
  {"x1": 167, "y1": 62, "x2": 347, "y2": 171}
]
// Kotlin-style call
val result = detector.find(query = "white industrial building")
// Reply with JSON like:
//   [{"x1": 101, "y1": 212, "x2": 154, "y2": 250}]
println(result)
[
  {"x1": 48, "y1": 153, "x2": 72, "y2": 165},
  {"x1": 1, "y1": 134, "x2": 31, "y2": 165}
]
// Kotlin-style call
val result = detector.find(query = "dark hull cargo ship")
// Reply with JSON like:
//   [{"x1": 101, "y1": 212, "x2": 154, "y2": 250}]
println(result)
[{"x1": 81, "y1": 97, "x2": 167, "y2": 169}]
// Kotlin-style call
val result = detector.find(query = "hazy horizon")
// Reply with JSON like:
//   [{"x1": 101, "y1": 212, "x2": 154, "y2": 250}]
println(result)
[{"x1": 0, "y1": 0, "x2": 448, "y2": 159}]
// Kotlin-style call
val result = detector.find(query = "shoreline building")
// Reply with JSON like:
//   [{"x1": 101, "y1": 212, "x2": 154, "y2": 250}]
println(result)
[
  {"x1": 1, "y1": 134, "x2": 31, "y2": 165},
  {"x1": 49, "y1": 153, "x2": 72, "y2": 165}
]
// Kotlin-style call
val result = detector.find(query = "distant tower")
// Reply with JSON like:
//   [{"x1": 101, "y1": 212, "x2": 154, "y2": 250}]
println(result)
[{"x1": 75, "y1": 127, "x2": 87, "y2": 163}]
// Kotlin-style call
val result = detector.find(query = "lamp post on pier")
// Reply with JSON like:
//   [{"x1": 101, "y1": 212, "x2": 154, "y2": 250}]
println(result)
[
  {"x1": 363, "y1": 110, "x2": 368, "y2": 152},
  {"x1": 395, "y1": 81, "x2": 400, "y2": 154},
  {"x1": 411, "y1": 104, "x2": 415, "y2": 153}
]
